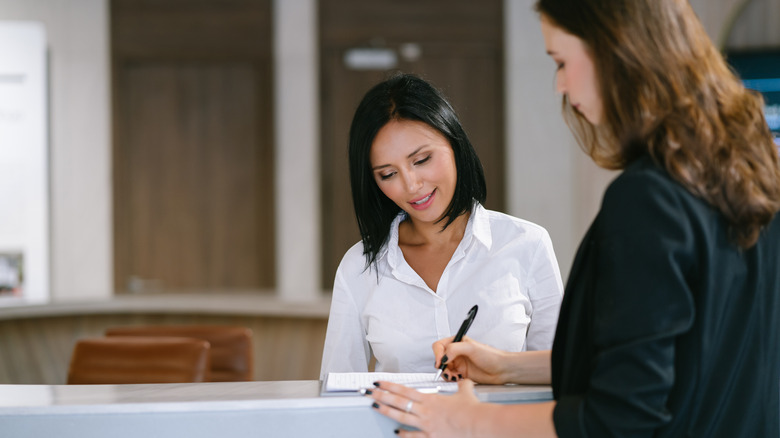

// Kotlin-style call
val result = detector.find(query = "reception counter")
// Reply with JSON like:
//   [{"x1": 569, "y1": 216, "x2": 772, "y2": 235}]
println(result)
[{"x1": 0, "y1": 380, "x2": 553, "y2": 437}]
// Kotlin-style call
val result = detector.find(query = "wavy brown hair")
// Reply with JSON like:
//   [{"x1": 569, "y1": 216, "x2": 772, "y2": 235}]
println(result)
[{"x1": 536, "y1": 0, "x2": 780, "y2": 248}]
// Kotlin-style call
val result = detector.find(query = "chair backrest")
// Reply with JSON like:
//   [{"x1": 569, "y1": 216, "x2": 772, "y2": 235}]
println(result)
[
  {"x1": 105, "y1": 325, "x2": 253, "y2": 381},
  {"x1": 67, "y1": 336, "x2": 211, "y2": 384}
]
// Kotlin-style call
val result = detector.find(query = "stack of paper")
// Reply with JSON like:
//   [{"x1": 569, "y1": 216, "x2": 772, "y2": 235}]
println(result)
[{"x1": 322, "y1": 372, "x2": 459, "y2": 395}]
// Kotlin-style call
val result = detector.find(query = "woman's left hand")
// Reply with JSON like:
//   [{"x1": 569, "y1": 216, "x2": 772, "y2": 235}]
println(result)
[{"x1": 368, "y1": 378, "x2": 481, "y2": 438}]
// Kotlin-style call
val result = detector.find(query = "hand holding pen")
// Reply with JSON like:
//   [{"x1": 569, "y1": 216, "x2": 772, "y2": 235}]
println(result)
[
  {"x1": 434, "y1": 305, "x2": 478, "y2": 381},
  {"x1": 432, "y1": 328, "x2": 528, "y2": 385}
]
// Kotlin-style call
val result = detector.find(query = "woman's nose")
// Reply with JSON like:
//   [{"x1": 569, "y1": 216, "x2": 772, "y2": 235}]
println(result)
[
  {"x1": 402, "y1": 171, "x2": 423, "y2": 193},
  {"x1": 555, "y1": 72, "x2": 566, "y2": 95}
]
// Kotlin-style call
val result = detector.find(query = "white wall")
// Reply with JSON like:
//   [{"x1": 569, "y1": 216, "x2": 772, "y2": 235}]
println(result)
[
  {"x1": 0, "y1": 0, "x2": 768, "y2": 302},
  {"x1": 273, "y1": 0, "x2": 321, "y2": 300},
  {"x1": 0, "y1": 0, "x2": 111, "y2": 302},
  {"x1": 0, "y1": 21, "x2": 48, "y2": 302},
  {"x1": 505, "y1": 1, "x2": 609, "y2": 278}
]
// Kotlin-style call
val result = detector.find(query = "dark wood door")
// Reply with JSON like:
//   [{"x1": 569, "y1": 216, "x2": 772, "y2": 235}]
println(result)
[
  {"x1": 320, "y1": 0, "x2": 505, "y2": 288},
  {"x1": 112, "y1": 0, "x2": 274, "y2": 292}
]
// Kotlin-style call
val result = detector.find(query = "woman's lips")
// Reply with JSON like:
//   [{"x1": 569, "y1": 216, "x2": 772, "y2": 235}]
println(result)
[{"x1": 409, "y1": 189, "x2": 436, "y2": 210}]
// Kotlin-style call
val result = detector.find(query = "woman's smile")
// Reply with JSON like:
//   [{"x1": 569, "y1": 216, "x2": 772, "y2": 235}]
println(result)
[{"x1": 409, "y1": 189, "x2": 436, "y2": 210}]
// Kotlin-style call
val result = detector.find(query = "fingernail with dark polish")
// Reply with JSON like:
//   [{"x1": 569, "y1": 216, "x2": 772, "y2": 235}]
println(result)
[
  {"x1": 363, "y1": 389, "x2": 372, "y2": 395},
  {"x1": 443, "y1": 373, "x2": 449, "y2": 380},
  {"x1": 394, "y1": 429, "x2": 400, "y2": 434},
  {"x1": 458, "y1": 374, "x2": 463, "y2": 379},
  {"x1": 450, "y1": 376, "x2": 457, "y2": 382},
  {"x1": 372, "y1": 402, "x2": 380, "y2": 409},
  {"x1": 373, "y1": 381, "x2": 380, "y2": 387}
]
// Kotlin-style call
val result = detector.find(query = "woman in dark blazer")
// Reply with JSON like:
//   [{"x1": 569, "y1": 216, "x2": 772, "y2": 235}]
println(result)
[{"x1": 366, "y1": 0, "x2": 780, "y2": 436}]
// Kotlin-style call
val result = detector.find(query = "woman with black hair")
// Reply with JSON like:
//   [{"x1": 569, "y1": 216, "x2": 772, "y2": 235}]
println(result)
[{"x1": 319, "y1": 74, "x2": 564, "y2": 379}]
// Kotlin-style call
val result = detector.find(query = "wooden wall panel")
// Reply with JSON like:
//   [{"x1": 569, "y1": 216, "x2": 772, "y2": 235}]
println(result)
[
  {"x1": 320, "y1": 0, "x2": 502, "y2": 46},
  {"x1": 117, "y1": 64, "x2": 271, "y2": 289},
  {"x1": 112, "y1": 0, "x2": 272, "y2": 59},
  {"x1": 111, "y1": 0, "x2": 275, "y2": 293}
]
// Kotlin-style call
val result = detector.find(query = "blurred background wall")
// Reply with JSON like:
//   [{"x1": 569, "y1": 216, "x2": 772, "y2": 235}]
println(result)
[{"x1": 0, "y1": 0, "x2": 776, "y2": 301}]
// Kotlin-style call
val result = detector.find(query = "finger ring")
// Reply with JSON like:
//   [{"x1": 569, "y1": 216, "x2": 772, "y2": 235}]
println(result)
[{"x1": 404, "y1": 400, "x2": 414, "y2": 413}]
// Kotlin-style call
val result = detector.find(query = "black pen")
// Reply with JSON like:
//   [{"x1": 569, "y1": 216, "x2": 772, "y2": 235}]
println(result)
[{"x1": 434, "y1": 304, "x2": 478, "y2": 381}]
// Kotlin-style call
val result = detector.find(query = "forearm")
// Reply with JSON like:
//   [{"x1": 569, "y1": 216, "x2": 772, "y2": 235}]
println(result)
[
  {"x1": 470, "y1": 401, "x2": 557, "y2": 437},
  {"x1": 500, "y1": 350, "x2": 551, "y2": 384}
]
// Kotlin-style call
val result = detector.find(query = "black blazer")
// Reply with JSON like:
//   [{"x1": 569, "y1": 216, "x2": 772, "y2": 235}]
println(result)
[{"x1": 551, "y1": 154, "x2": 780, "y2": 437}]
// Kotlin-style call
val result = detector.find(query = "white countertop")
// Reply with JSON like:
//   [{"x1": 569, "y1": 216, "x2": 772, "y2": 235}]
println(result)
[{"x1": 0, "y1": 381, "x2": 552, "y2": 416}]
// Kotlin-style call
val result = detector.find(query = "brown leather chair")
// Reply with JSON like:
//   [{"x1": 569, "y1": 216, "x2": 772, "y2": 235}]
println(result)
[
  {"x1": 67, "y1": 336, "x2": 211, "y2": 384},
  {"x1": 105, "y1": 325, "x2": 253, "y2": 381}
]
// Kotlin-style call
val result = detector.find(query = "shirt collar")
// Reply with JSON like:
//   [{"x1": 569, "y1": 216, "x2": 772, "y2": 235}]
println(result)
[
  {"x1": 380, "y1": 202, "x2": 492, "y2": 267},
  {"x1": 470, "y1": 203, "x2": 492, "y2": 251},
  {"x1": 381, "y1": 212, "x2": 404, "y2": 268}
]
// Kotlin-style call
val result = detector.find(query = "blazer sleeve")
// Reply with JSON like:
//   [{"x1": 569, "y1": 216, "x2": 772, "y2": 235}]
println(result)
[
  {"x1": 554, "y1": 169, "x2": 697, "y2": 437},
  {"x1": 319, "y1": 251, "x2": 372, "y2": 381},
  {"x1": 525, "y1": 228, "x2": 564, "y2": 351}
]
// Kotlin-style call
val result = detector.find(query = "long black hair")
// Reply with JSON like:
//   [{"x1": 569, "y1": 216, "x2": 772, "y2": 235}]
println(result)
[{"x1": 348, "y1": 73, "x2": 487, "y2": 270}]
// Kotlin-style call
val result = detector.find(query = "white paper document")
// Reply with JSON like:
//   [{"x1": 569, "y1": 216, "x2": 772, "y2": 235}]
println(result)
[{"x1": 322, "y1": 372, "x2": 458, "y2": 395}]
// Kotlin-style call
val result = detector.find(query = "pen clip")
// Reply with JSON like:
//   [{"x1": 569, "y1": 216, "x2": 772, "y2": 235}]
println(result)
[{"x1": 462, "y1": 305, "x2": 478, "y2": 334}]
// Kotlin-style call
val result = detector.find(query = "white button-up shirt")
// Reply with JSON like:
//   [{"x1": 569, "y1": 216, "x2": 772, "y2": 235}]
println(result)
[{"x1": 319, "y1": 204, "x2": 563, "y2": 380}]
